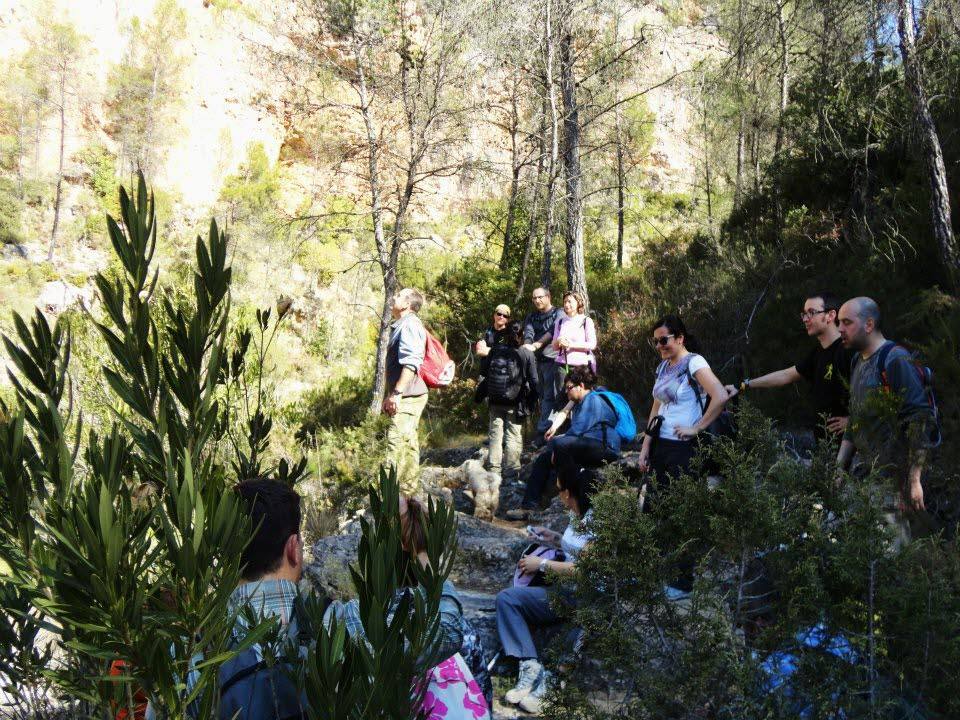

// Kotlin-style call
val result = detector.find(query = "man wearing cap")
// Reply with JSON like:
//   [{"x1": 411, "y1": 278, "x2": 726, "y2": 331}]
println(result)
[{"x1": 476, "y1": 304, "x2": 512, "y2": 357}]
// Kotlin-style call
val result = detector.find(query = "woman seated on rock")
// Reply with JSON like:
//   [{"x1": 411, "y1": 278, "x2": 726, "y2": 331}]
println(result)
[
  {"x1": 506, "y1": 365, "x2": 618, "y2": 520},
  {"x1": 325, "y1": 496, "x2": 491, "y2": 720},
  {"x1": 495, "y1": 465, "x2": 598, "y2": 713}
]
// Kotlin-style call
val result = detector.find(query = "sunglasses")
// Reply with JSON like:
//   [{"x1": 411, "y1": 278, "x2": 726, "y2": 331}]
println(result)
[
  {"x1": 495, "y1": 312, "x2": 510, "y2": 319},
  {"x1": 648, "y1": 334, "x2": 675, "y2": 348}
]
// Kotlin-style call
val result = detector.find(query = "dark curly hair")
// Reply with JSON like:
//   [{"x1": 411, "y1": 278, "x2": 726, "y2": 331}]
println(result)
[{"x1": 565, "y1": 365, "x2": 598, "y2": 389}]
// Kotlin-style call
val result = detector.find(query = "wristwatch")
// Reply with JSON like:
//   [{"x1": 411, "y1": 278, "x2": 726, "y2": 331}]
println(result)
[
  {"x1": 538, "y1": 558, "x2": 549, "y2": 573},
  {"x1": 390, "y1": 389, "x2": 403, "y2": 397}
]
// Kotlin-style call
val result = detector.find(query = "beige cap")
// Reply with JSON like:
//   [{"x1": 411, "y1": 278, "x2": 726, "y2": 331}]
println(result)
[{"x1": 494, "y1": 304, "x2": 511, "y2": 317}]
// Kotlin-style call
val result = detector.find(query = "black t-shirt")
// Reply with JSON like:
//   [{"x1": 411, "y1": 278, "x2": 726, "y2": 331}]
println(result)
[{"x1": 794, "y1": 337, "x2": 855, "y2": 424}]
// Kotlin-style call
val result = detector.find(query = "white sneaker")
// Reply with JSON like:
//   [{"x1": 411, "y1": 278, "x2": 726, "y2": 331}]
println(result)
[
  {"x1": 518, "y1": 669, "x2": 552, "y2": 713},
  {"x1": 504, "y1": 658, "x2": 543, "y2": 704}
]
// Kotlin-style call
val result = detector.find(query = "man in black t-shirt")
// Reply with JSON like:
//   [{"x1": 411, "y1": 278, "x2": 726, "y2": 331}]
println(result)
[{"x1": 726, "y1": 291, "x2": 854, "y2": 440}]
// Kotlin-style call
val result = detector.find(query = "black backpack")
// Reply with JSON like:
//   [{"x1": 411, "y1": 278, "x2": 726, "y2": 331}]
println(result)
[{"x1": 486, "y1": 345, "x2": 523, "y2": 404}]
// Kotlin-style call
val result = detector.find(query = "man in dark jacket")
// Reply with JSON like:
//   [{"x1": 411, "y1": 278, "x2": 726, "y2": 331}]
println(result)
[
  {"x1": 478, "y1": 321, "x2": 538, "y2": 480},
  {"x1": 522, "y1": 288, "x2": 563, "y2": 438}
]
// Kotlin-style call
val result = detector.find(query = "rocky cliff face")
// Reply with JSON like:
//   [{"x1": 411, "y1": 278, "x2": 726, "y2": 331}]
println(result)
[{"x1": 1, "y1": 0, "x2": 715, "y2": 219}]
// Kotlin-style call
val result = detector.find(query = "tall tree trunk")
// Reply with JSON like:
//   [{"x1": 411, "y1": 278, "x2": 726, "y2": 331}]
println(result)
[
  {"x1": 16, "y1": 101, "x2": 26, "y2": 199},
  {"x1": 355, "y1": 42, "x2": 393, "y2": 413},
  {"x1": 733, "y1": 0, "x2": 745, "y2": 209},
  {"x1": 517, "y1": 104, "x2": 547, "y2": 303},
  {"x1": 541, "y1": 0, "x2": 559, "y2": 290},
  {"x1": 897, "y1": 0, "x2": 959, "y2": 286},
  {"x1": 616, "y1": 136, "x2": 625, "y2": 268},
  {"x1": 701, "y1": 74, "x2": 714, "y2": 235},
  {"x1": 735, "y1": 111, "x2": 745, "y2": 208},
  {"x1": 47, "y1": 71, "x2": 67, "y2": 262},
  {"x1": 500, "y1": 91, "x2": 522, "y2": 269},
  {"x1": 773, "y1": 0, "x2": 789, "y2": 159},
  {"x1": 870, "y1": 0, "x2": 884, "y2": 75},
  {"x1": 500, "y1": 163, "x2": 522, "y2": 270},
  {"x1": 613, "y1": 0, "x2": 625, "y2": 269},
  {"x1": 34, "y1": 99, "x2": 42, "y2": 185},
  {"x1": 559, "y1": 14, "x2": 588, "y2": 308}
]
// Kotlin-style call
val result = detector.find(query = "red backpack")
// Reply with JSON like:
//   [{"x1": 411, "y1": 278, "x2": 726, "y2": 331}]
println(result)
[{"x1": 419, "y1": 330, "x2": 456, "y2": 388}]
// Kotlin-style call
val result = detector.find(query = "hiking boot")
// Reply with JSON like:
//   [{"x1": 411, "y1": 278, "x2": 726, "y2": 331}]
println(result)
[
  {"x1": 518, "y1": 669, "x2": 552, "y2": 713},
  {"x1": 505, "y1": 504, "x2": 539, "y2": 521},
  {"x1": 504, "y1": 658, "x2": 542, "y2": 704}
]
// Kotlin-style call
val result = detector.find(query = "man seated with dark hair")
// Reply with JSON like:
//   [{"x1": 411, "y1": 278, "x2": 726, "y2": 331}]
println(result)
[
  {"x1": 232, "y1": 477, "x2": 305, "y2": 606},
  {"x1": 147, "y1": 478, "x2": 312, "y2": 720},
  {"x1": 217, "y1": 478, "x2": 311, "y2": 719}
]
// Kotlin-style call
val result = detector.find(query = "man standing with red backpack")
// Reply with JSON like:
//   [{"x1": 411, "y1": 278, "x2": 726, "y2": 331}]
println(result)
[
  {"x1": 836, "y1": 297, "x2": 940, "y2": 546},
  {"x1": 383, "y1": 288, "x2": 431, "y2": 496}
]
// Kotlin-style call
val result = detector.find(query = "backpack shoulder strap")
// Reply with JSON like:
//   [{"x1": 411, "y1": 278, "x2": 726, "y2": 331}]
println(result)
[
  {"x1": 685, "y1": 356, "x2": 707, "y2": 413},
  {"x1": 595, "y1": 390, "x2": 617, "y2": 422},
  {"x1": 874, "y1": 340, "x2": 899, "y2": 390}
]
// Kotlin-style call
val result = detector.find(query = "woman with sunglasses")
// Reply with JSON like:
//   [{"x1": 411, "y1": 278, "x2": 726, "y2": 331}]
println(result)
[{"x1": 638, "y1": 315, "x2": 729, "y2": 508}]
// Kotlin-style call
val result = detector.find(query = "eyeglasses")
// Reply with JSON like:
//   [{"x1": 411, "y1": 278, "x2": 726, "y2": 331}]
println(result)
[
  {"x1": 648, "y1": 335, "x2": 675, "y2": 348},
  {"x1": 799, "y1": 309, "x2": 831, "y2": 321},
  {"x1": 495, "y1": 312, "x2": 510, "y2": 319},
  {"x1": 532, "y1": 294, "x2": 547, "y2": 300},
  {"x1": 564, "y1": 384, "x2": 577, "y2": 392}
]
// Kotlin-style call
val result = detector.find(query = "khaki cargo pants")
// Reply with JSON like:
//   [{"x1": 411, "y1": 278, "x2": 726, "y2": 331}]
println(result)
[
  {"x1": 487, "y1": 404, "x2": 523, "y2": 476},
  {"x1": 386, "y1": 393, "x2": 429, "y2": 497}
]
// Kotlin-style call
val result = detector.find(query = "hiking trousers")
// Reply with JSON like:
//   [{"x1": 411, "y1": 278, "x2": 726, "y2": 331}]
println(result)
[
  {"x1": 487, "y1": 404, "x2": 523, "y2": 476},
  {"x1": 386, "y1": 393, "x2": 428, "y2": 496},
  {"x1": 496, "y1": 586, "x2": 565, "y2": 659},
  {"x1": 535, "y1": 359, "x2": 560, "y2": 434}
]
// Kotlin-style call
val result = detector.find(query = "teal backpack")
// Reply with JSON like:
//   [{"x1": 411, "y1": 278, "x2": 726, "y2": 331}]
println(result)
[{"x1": 595, "y1": 389, "x2": 638, "y2": 442}]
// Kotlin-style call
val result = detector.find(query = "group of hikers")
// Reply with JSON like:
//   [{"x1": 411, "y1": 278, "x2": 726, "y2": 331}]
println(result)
[{"x1": 193, "y1": 286, "x2": 939, "y2": 719}]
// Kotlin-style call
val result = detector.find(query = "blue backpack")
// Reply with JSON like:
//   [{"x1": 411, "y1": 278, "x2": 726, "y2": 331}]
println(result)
[{"x1": 594, "y1": 389, "x2": 638, "y2": 442}]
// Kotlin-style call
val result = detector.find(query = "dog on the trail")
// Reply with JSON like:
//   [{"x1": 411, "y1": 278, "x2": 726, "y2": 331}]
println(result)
[{"x1": 420, "y1": 449, "x2": 502, "y2": 520}]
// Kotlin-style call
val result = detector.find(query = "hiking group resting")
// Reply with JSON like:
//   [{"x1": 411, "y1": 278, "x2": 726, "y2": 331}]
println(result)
[{"x1": 189, "y1": 287, "x2": 939, "y2": 719}]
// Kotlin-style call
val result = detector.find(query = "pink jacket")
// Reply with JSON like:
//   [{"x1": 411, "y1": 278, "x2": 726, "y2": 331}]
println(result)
[{"x1": 553, "y1": 313, "x2": 597, "y2": 368}]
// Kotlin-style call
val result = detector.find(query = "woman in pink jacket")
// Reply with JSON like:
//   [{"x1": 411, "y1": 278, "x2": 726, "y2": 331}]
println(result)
[{"x1": 552, "y1": 290, "x2": 597, "y2": 383}]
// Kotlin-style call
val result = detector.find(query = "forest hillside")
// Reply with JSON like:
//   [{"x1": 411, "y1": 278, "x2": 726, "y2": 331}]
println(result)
[{"x1": 2, "y1": 0, "x2": 960, "y2": 716}]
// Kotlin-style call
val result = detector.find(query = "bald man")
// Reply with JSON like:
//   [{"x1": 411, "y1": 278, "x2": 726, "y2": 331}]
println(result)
[{"x1": 836, "y1": 297, "x2": 936, "y2": 545}]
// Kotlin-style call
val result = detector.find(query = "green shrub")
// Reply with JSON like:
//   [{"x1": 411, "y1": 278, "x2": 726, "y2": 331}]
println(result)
[
  {"x1": 546, "y1": 404, "x2": 960, "y2": 718},
  {"x1": 0, "y1": 177, "x2": 23, "y2": 245}
]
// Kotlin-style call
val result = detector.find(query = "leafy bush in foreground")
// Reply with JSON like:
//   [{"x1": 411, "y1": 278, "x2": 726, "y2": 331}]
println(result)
[{"x1": 0, "y1": 174, "x2": 458, "y2": 719}]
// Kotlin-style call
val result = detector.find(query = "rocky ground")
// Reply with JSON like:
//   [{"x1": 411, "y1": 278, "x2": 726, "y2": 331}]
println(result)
[{"x1": 306, "y1": 443, "x2": 647, "y2": 719}]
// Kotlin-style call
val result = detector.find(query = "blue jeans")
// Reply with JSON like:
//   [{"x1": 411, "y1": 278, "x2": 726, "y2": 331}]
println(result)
[
  {"x1": 496, "y1": 585, "x2": 575, "y2": 659},
  {"x1": 535, "y1": 359, "x2": 559, "y2": 434}
]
